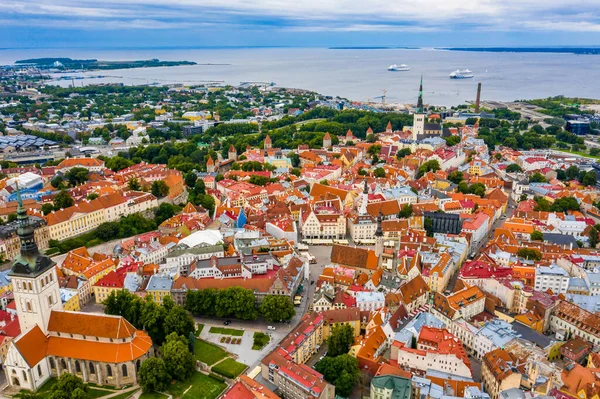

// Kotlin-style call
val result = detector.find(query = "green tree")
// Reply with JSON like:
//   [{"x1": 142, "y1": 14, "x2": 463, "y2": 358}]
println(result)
[
  {"x1": 582, "y1": 171, "x2": 597, "y2": 186},
  {"x1": 139, "y1": 357, "x2": 169, "y2": 393},
  {"x1": 417, "y1": 160, "x2": 440, "y2": 178},
  {"x1": 249, "y1": 175, "x2": 269, "y2": 186},
  {"x1": 373, "y1": 167, "x2": 386, "y2": 178},
  {"x1": 51, "y1": 176, "x2": 64, "y2": 189},
  {"x1": 54, "y1": 189, "x2": 74, "y2": 210},
  {"x1": 529, "y1": 173, "x2": 546, "y2": 183},
  {"x1": 444, "y1": 135, "x2": 460, "y2": 146},
  {"x1": 367, "y1": 144, "x2": 381, "y2": 158},
  {"x1": 398, "y1": 204, "x2": 414, "y2": 219},
  {"x1": 565, "y1": 165, "x2": 580, "y2": 180},
  {"x1": 550, "y1": 197, "x2": 580, "y2": 212},
  {"x1": 184, "y1": 172, "x2": 197, "y2": 188},
  {"x1": 128, "y1": 178, "x2": 141, "y2": 191},
  {"x1": 517, "y1": 248, "x2": 542, "y2": 261},
  {"x1": 161, "y1": 332, "x2": 195, "y2": 381},
  {"x1": 448, "y1": 171, "x2": 464, "y2": 184},
  {"x1": 106, "y1": 156, "x2": 134, "y2": 172},
  {"x1": 315, "y1": 354, "x2": 359, "y2": 398},
  {"x1": 590, "y1": 227, "x2": 599, "y2": 248},
  {"x1": 151, "y1": 180, "x2": 170, "y2": 198},
  {"x1": 86, "y1": 192, "x2": 99, "y2": 200},
  {"x1": 530, "y1": 230, "x2": 544, "y2": 241},
  {"x1": 506, "y1": 164, "x2": 523, "y2": 173},
  {"x1": 327, "y1": 324, "x2": 355, "y2": 357},
  {"x1": 41, "y1": 203, "x2": 54, "y2": 215},
  {"x1": 47, "y1": 373, "x2": 88, "y2": 399},
  {"x1": 259, "y1": 295, "x2": 296, "y2": 322},
  {"x1": 534, "y1": 196, "x2": 551, "y2": 211},
  {"x1": 65, "y1": 167, "x2": 89, "y2": 186},
  {"x1": 155, "y1": 203, "x2": 178, "y2": 225},
  {"x1": 164, "y1": 305, "x2": 195, "y2": 338},
  {"x1": 396, "y1": 148, "x2": 411, "y2": 160}
]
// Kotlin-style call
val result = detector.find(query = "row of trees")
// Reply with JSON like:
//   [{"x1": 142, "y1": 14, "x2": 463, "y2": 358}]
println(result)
[
  {"x1": 48, "y1": 213, "x2": 158, "y2": 253},
  {"x1": 184, "y1": 288, "x2": 296, "y2": 322}
]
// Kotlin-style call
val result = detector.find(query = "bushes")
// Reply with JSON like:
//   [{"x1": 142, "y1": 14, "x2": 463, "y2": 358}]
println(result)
[{"x1": 253, "y1": 332, "x2": 270, "y2": 350}]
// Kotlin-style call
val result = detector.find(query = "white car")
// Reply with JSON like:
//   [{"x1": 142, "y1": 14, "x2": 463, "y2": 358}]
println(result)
[{"x1": 267, "y1": 326, "x2": 276, "y2": 331}]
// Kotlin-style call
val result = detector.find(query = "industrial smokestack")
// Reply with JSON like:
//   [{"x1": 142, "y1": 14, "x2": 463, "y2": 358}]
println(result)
[{"x1": 475, "y1": 83, "x2": 482, "y2": 113}]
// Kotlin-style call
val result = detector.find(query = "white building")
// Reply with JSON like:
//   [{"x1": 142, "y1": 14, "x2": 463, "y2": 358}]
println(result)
[
  {"x1": 534, "y1": 265, "x2": 570, "y2": 294},
  {"x1": 355, "y1": 291, "x2": 385, "y2": 312}
]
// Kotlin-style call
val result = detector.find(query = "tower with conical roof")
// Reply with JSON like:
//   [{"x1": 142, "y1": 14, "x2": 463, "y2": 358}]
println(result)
[
  {"x1": 412, "y1": 76, "x2": 426, "y2": 141},
  {"x1": 228, "y1": 145, "x2": 237, "y2": 161},
  {"x1": 10, "y1": 185, "x2": 61, "y2": 334}
]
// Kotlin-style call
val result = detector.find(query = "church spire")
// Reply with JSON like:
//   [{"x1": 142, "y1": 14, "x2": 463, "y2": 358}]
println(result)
[
  {"x1": 10, "y1": 183, "x2": 54, "y2": 277},
  {"x1": 416, "y1": 75, "x2": 424, "y2": 114}
]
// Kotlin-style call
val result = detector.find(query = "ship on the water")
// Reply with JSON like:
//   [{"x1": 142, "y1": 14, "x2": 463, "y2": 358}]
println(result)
[
  {"x1": 388, "y1": 64, "x2": 410, "y2": 71},
  {"x1": 449, "y1": 69, "x2": 474, "y2": 79}
]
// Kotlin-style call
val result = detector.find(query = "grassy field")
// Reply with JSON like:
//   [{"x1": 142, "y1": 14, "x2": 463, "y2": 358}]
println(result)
[
  {"x1": 212, "y1": 358, "x2": 247, "y2": 379},
  {"x1": 139, "y1": 391, "x2": 169, "y2": 399},
  {"x1": 552, "y1": 147, "x2": 600, "y2": 160},
  {"x1": 167, "y1": 372, "x2": 227, "y2": 399},
  {"x1": 209, "y1": 326, "x2": 244, "y2": 336},
  {"x1": 252, "y1": 332, "x2": 270, "y2": 350},
  {"x1": 194, "y1": 339, "x2": 228, "y2": 365}
]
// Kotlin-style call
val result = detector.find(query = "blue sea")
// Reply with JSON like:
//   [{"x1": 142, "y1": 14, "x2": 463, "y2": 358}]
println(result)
[{"x1": 1, "y1": 47, "x2": 599, "y2": 106}]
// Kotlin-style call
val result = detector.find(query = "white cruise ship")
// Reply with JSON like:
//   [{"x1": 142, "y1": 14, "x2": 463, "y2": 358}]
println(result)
[
  {"x1": 449, "y1": 69, "x2": 474, "y2": 79},
  {"x1": 388, "y1": 64, "x2": 410, "y2": 71}
]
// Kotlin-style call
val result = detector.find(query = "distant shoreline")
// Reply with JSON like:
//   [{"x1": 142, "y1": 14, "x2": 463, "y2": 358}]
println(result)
[{"x1": 330, "y1": 46, "x2": 600, "y2": 55}]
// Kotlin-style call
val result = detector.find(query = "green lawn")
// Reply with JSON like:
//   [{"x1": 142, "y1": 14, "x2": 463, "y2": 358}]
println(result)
[
  {"x1": 139, "y1": 391, "x2": 169, "y2": 399},
  {"x1": 167, "y1": 372, "x2": 227, "y2": 399},
  {"x1": 212, "y1": 358, "x2": 247, "y2": 379},
  {"x1": 552, "y1": 147, "x2": 600, "y2": 160},
  {"x1": 209, "y1": 326, "x2": 244, "y2": 336},
  {"x1": 194, "y1": 339, "x2": 228, "y2": 366},
  {"x1": 252, "y1": 332, "x2": 270, "y2": 350}
]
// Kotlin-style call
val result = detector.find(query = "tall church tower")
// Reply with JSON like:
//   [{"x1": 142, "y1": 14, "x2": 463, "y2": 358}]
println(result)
[
  {"x1": 375, "y1": 211, "x2": 384, "y2": 257},
  {"x1": 9, "y1": 187, "x2": 62, "y2": 334},
  {"x1": 412, "y1": 76, "x2": 426, "y2": 141}
]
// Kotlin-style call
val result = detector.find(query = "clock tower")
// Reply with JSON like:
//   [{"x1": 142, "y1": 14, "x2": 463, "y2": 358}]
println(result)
[{"x1": 9, "y1": 186, "x2": 62, "y2": 334}]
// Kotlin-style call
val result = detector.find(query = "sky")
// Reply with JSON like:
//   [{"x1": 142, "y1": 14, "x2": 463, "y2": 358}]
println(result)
[{"x1": 2, "y1": 0, "x2": 600, "y2": 48}]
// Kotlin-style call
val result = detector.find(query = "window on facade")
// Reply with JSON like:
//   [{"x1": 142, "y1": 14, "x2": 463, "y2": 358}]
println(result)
[
  {"x1": 37, "y1": 365, "x2": 42, "y2": 377},
  {"x1": 75, "y1": 361, "x2": 81, "y2": 373},
  {"x1": 49, "y1": 358, "x2": 55, "y2": 370},
  {"x1": 26, "y1": 302, "x2": 31, "y2": 312},
  {"x1": 61, "y1": 359, "x2": 67, "y2": 370},
  {"x1": 122, "y1": 364, "x2": 128, "y2": 377},
  {"x1": 106, "y1": 365, "x2": 113, "y2": 377},
  {"x1": 22, "y1": 371, "x2": 27, "y2": 381}
]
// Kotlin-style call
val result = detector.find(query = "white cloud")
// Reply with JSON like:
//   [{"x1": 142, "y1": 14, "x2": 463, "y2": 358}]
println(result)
[{"x1": 3, "y1": 0, "x2": 600, "y2": 33}]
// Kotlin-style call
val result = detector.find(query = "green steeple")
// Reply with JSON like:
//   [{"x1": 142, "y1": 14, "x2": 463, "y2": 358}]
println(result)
[
  {"x1": 10, "y1": 183, "x2": 55, "y2": 277},
  {"x1": 416, "y1": 75, "x2": 424, "y2": 114}
]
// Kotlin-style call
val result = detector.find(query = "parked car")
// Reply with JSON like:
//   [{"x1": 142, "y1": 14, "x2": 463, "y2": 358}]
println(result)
[
  {"x1": 267, "y1": 326, "x2": 276, "y2": 331},
  {"x1": 224, "y1": 320, "x2": 231, "y2": 325}
]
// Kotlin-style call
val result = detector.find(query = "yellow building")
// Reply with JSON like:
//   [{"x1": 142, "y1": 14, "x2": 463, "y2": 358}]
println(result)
[
  {"x1": 146, "y1": 275, "x2": 173, "y2": 305},
  {"x1": 93, "y1": 271, "x2": 125, "y2": 304},
  {"x1": 60, "y1": 290, "x2": 81, "y2": 312},
  {"x1": 322, "y1": 308, "x2": 361, "y2": 338}
]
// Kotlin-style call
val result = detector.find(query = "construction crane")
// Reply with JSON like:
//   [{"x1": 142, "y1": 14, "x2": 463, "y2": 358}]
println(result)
[{"x1": 372, "y1": 89, "x2": 387, "y2": 105}]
